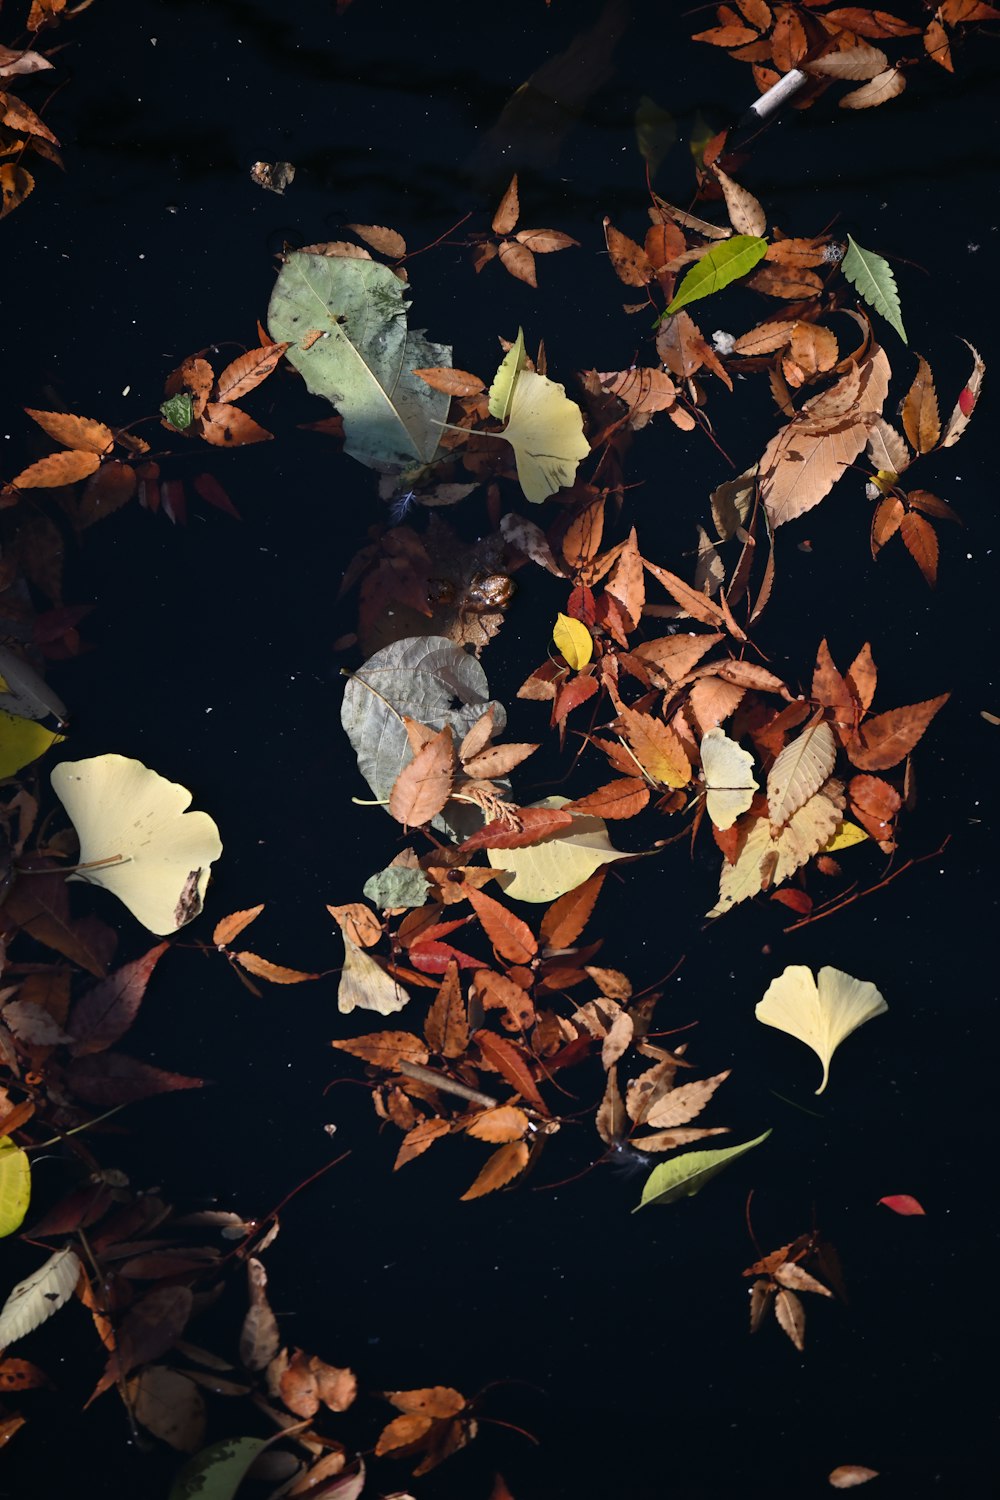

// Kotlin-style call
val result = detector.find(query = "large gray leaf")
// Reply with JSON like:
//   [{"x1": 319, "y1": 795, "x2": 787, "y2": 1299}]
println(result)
[
  {"x1": 267, "y1": 253, "x2": 451, "y2": 473},
  {"x1": 342, "y1": 636, "x2": 506, "y2": 839}
]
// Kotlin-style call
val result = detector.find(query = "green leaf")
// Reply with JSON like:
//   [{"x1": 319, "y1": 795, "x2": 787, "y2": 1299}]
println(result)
[
  {"x1": 363, "y1": 865, "x2": 430, "y2": 910},
  {"x1": 0, "y1": 1138, "x2": 30, "y2": 1238},
  {"x1": 0, "y1": 708, "x2": 64, "y2": 778},
  {"x1": 487, "y1": 796, "x2": 630, "y2": 903},
  {"x1": 635, "y1": 95, "x2": 676, "y2": 178},
  {"x1": 169, "y1": 1437, "x2": 269, "y2": 1500},
  {"x1": 342, "y1": 636, "x2": 505, "y2": 841},
  {"x1": 268, "y1": 253, "x2": 452, "y2": 473},
  {"x1": 633, "y1": 1129, "x2": 771, "y2": 1210},
  {"x1": 841, "y1": 235, "x2": 907, "y2": 343},
  {"x1": 160, "y1": 393, "x2": 194, "y2": 431},
  {"x1": 660, "y1": 235, "x2": 768, "y2": 320}
]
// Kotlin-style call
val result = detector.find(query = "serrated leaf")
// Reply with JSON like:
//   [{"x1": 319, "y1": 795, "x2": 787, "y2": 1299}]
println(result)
[
  {"x1": 633, "y1": 1130, "x2": 771, "y2": 1210},
  {"x1": 767, "y1": 722, "x2": 837, "y2": 827},
  {"x1": 841, "y1": 235, "x2": 907, "y2": 342},
  {"x1": 0, "y1": 1247, "x2": 81, "y2": 1348},
  {"x1": 662, "y1": 236, "x2": 769, "y2": 318}
]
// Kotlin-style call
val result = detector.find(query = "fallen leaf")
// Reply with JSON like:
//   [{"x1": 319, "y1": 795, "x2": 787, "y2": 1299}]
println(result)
[
  {"x1": 337, "y1": 937, "x2": 409, "y2": 1015},
  {"x1": 828, "y1": 1465, "x2": 880, "y2": 1489},
  {"x1": 460, "y1": 1140, "x2": 530, "y2": 1200},
  {"x1": 877, "y1": 1194, "x2": 925, "y2": 1216},
  {"x1": 633, "y1": 1131, "x2": 771, "y2": 1209},
  {"x1": 756, "y1": 964, "x2": 887, "y2": 1093}
]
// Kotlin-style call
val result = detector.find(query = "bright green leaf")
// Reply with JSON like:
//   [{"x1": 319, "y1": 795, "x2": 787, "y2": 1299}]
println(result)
[
  {"x1": 552, "y1": 613, "x2": 592, "y2": 670},
  {"x1": 0, "y1": 1138, "x2": 30, "y2": 1238},
  {"x1": 0, "y1": 708, "x2": 64, "y2": 778},
  {"x1": 169, "y1": 1436, "x2": 269, "y2": 1500},
  {"x1": 633, "y1": 1130, "x2": 771, "y2": 1210},
  {"x1": 660, "y1": 235, "x2": 768, "y2": 320},
  {"x1": 268, "y1": 253, "x2": 452, "y2": 472},
  {"x1": 841, "y1": 235, "x2": 907, "y2": 343},
  {"x1": 487, "y1": 796, "x2": 629, "y2": 903},
  {"x1": 160, "y1": 393, "x2": 194, "y2": 431}
]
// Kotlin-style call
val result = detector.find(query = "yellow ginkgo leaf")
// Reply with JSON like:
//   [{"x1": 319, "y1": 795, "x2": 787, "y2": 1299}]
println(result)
[
  {"x1": 755, "y1": 964, "x2": 887, "y2": 1094},
  {"x1": 51, "y1": 755, "x2": 223, "y2": 935},
  {"x1": 552, "y1": 613, "x2": 593, "y2": 670},
  {"x1": 700, "y1": 727, "x2": 758, "y2": 830},
  {"x1": 488, "y1": 336, "x2": 590, "y2": 503}
]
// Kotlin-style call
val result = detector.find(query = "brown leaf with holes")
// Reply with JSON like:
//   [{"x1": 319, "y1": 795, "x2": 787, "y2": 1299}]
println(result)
[
  {"x1": 460, "y1": 1139, "x2": 531, "y2": 1199},
  {"x1": 214, "y1": 344, "x2": 288, "y2": 403},
  {"x1": 331, "y1": 1031, "x2": 428, "y2": 1068},
  {"x1": 644, "y1": 1069, "x2": 731, "y2": 1128},
  {"x1": 475, "y1": 968, "x2": 535, "y2": 1031},
  {"x1": 603, "y1": 218, "x2": 654, "y2": 286},
  {"x1": 198, "y1": 404, "x2": 273, "y2": 446}
]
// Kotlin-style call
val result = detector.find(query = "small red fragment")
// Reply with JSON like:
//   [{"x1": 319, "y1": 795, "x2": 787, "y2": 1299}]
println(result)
[
  {"x1": 958, "y1": 385, "x2": 977, "y2": 416},
  {"x1": 878, "y1": 1194, "x2": 926, "y2": 1216}
]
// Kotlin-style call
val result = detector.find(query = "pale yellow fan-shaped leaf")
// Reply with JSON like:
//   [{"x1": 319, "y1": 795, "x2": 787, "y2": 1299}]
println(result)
[
  {"x1": 755, "y1": 963, "x2": 887, "y2": 1093},
  {"x1": 767, "y1": 721, "x2": 836, "y2": 828},
  {"x1": 488, "y1": 327, "x2": 527, "y2": 422},
  {"x1": 487, "y1": 796, "x2": 630, "y2": 902},
  {"x1": 493, "y1": 364, "x2": 590, "y2": 504},
  {"x1": 700, "y1": 727, "x2": 758, "y2": 830},
  {"x1": 51, "y1": 756, "x2": 223, "y2": 936},
  {"x1": 708, "y1": 781, "x2": 844, "y2": 917},
  {"x1": 338, "y1": 934, "x2": 409, "y2": 1015}
]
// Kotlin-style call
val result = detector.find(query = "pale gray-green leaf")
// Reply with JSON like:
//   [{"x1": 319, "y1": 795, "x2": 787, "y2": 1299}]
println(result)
[
  {"x1": 0, "y1": 1246, "x2": 81, "y2": 1347},
  {"x1": 168, "y1": 1436, "x2": 269, "y2": 1500},
  {"x1": 342, "y1": 636, "x2": 505, "y2": 840},
  {"x1": 363, "y1": 865, "x2": 430, "y2": 910},
  {"x1": 842, "y1": 235, "x2": 907, "y2": 343},
  {"x1": 268, "y1": 253, "x2": 452, "y2": 472},
  {"x1": 633, "y1": 1129, "x2": 771, "y2": 1210}
]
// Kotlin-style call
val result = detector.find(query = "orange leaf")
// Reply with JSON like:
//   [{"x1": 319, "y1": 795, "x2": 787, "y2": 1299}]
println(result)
[
  {"x1": 331, "y1": 1030, "x2": 429, "y2": 1068},
  {"x1": 376, "y1": 1412, "x2": 434, "y2": 1456},
  {"x1": 566, "y1": 777, "x2": 649, "y2": 819},
  {"x1": 346, "y1": 222, "x2": 407, "y2": 258},
  {"x1": 464, "y1": 1105, "x2": 529, "y2": 1143},
  {"x1": 602, "y1": 217, "x2": 654, "y2": 287},
  {"x1": 473, "y1": 1029, "x2": 549, "y2": 1115},
  {"x1": 539, "y1": 868, "x2": 606, "y2": 950},
  {"x1": 475, "y1": 968, "x2": 536, "y2": 1031},
  {"x1": 13, "y1": 450, "x2": 100, "y2": 487},
  {"x1": 492, "y1": 174, "x2": 519, "y2": 236},
  {"x1": 0, "y1": 164, "x2": 33, "y2": 217},
  {"x1": 464, "y1": 886, "x2": 536, "y2": 964},
  {"x1": 213, "y1": 905, "x2": 265, "y2": 945},
  {"x1": 387, "y1": 1386, "x2": 466, "y2": 1418},
  {"x1": 411, "y1": 367, "x2": 485, "y2": 396},
  {"x1": 214, "y1": 343, "x2": 288, "y2": 403},
  {"x1": 460, "y1": 1139, "x2": 530, "y2": 1200},
  {"x1": 605, "y1": 526, "x2": 645, "y2": 627},
  {"x1": 394, "y1": 1117, "x2": 452, "y2": 1169},
  {"x1": 900, "y1": 511, "x2": 938, "y2": 587},
  {"x1": 901, "y1": 356, "x2": 940, "y2": 454},
  {"x1": 457, "y1": 806, "x2": 573, "y2": 853},
  {"x1": 24, "y1": 409, "x2": 113, "y2": 455},
  {"x1": 619, "y1": 705, "x2": 691, "y2": 787},
  {"x1": 233, "y1": 952, "x2": 319, "y2": 984},
  {"x1": 871, "y1": 495, "x2": 904, "y2": 555},
  {"x1": 424, "y1": 960, "x2": 468, "y2": 1057},
  {"x1": 326, "y1": 902, "x2": 382, "y2": 948},
  {"x1": 198, "y1": 403, "x2": 273, "y2": 446},
  {"x1": 642, "y1": 557, "x2": 726, "y2": 627},
  {"x1": 848, "y1": 694, "x2": 949, "y2": 771},
  {"x1": 389, "y1": 727, "x2": 455, "y2": 827}
]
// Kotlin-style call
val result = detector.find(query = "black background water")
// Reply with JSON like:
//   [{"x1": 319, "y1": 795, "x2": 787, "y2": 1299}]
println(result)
[{"x1": 2, "y1": 1, "x2": 998, "y2": 1496}]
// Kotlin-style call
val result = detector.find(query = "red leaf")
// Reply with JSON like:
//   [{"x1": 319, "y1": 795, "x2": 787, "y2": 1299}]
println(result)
[
  {"x1": 69, "y1": 943, "x2": 170, "y2": 1056},
  {"x1": 464, "y1": 886, "x2": 537, "y2": 964},
  {"x1": 539, "y1": 868, "x2": 607, "y2": 950},
  {"x1": 566, "y1": 777, "x2": 649, "y2": 819},
  {"x1": 457, "y1": 806, "x2": 573, "y2": 853},
  {"x1": 65, "y1": 1053, "x2": 205, "y2": 1106},
  {"x1": 878, "y1": 1194, "x2": 926, "y2": 1216}
]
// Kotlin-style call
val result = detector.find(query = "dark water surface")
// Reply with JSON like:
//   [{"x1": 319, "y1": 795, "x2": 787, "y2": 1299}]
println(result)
[{"x1": 3, "y1": 2, "x2": 998, "y2": 1497}]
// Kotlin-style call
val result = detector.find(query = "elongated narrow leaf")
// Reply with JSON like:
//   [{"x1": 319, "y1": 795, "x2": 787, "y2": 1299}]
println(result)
[
  {"x1": 841, "y1": 235, "x2": 907, "y2": 342},
  {"x1": 662, "y1": 236, "x2": 769, "y2": 318},
  {"x1": 634, "y1": 1130, "x2": 771, "y2": 1210}
]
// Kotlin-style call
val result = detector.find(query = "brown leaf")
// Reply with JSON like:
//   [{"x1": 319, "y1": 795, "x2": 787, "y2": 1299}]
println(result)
[
  {"x1": 388, "y1": 726, "x2": 455, "y2": 828},
  {"x1": 233, "y1": 953, "x2": 319, "y2": 984},
  {"x1": 540, "y1": 868, "x2": 606, "y2": 950},
  {"x1": 907, "y1": 489, "x2": 961, "y2": 524},
  {"x1": 214, "y1": 344, "x2": 288, "y2": 403},
  {"x1": 602, "y1": 218, "x2": 654, "y2": 286},
  {"x1": 642, "y1": 558, "x2": 726, "y2": 627},
  {"x1": 644, "y1": 1069, "x2": 731, "y2": 1128},
  {"x1": 412, "y1": 367, "x2": 485, "y2": 396},
  {"x1": 828, "y1": 1464, "x2": 880, "y2": 1488},
  {"x1": 280, "y1": 1350, "x2": 356, "y2": 1418},
  {"x1": 475, "y1": 968, "x2": 535, "y2": 1031},
  {"x1": 395, "y1": 1116, "x2": 452, "y2": 1168},
  {"x1": 213, "y1": 905, "x2": 265, "y2": 946},
  {"x1": 198, "y1": 403, "x2": 273, "y2": 446},
  {"x1": 326, "y1": 902, "x2": 382, "y2": 948},
  {"x1": 464, "y1": 1105, "x2": 529, "y2": 1142},
  {"x1": 599, "y1": 367, "x2": 677, "y2": 416},
  {"x1": 24, "y1": 409, "x2": 113, "y2": 455},
  {"x1": 596, "y1": 1065, "x2": 626, "y2": 1146},
  {"x1": 840, "y1": 67, "x2": 906, "y2": 108},
  {"x1": 473, "y1": 1029, "x2": 549, "y2": 1114},
  {"x1": 69, "y1": 943, "x2": 170, "y2": 1056},
  {"x1": 515, "y1": 227, "x2": 579, "y2": 254},
  {"x1": 566, "y1": 777, "x2": 649, "y2": 820},
  {"x1": 0, "y1": 163, "x2": 33, "y2": 217},
  {"x1": 900, "y1": 510, "x2": 938, "y2": 587},
  {"x1": 465, "y1": 886, "x2": 537, "y2": 964},
  {"x1": 713, "y1": 164, "x2": 766, "y2": 237},
  {"x1": 347, "y1": 222, "x2": 407, "y2": 258},
  {"x1": 460, "y1": 1139, "x2": 530, "y2": 1199},
  {"x1": 846, "y1": 643, "x2": 878, "y2": 711},
  {"x1": 13, "y1": 450, "x2": 101, "y2": 488},
  {"x1": 498, "y1": 239, "x2": 537, "y2": 287},
  {"x1": 848, "y1": 694, "x2": 949, "y2": 770},
  {"x1": 492, "y1": 175, "x2": 519, "y2": 235},
  {"x1": 631, "y1": 632, "x2": 723, "y2": 684},
  {"x1": 774, "y1": 1287, "x2": 806, "y2": 1350},
  {"x1": 871, "y1": 494, "x2": 904, "y2": 554},
  {"x1": 92, "y1": 1286, "x2": 194, "y2": 1398},
  {"x1": 330, "y1": 1030, "x2": 429, "y2": 1068},
  {"x1": 901, "y1": 355, "x2": 940, "y2": 454},
  {"x1": 66, "y1": 1053, "x2": 203, "y2": 1106},
  {"x1": 0, "y1": 870, "x2": 114, "y2": 977},
  {"x1": 462, "y1": 742, "x2": 540, "y2": 779},
  {"x1": 605, "y1": 527, "x2": 645, "y2": 626}
]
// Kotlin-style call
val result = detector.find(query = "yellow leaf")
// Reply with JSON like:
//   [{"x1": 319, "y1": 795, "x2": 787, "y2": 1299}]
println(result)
[
  {"x1": 487, "y1": 796, "x2": 629, "y2": 903},
  {"x1": 0, "y1": 1138, "x2": 30, "y2": 1239},
  {"x1": 488, "y1": 327, "x2": 527, "y2": 422},
  {"x1": 489, "y1": 338, "x2": 590, "y2": 502},
  {"x1": 755, "y1": 964, "x2": 887, "y2": 1094},
  {"x1": 50, "y1": 755, "x2": 222, "y2": 935},
  {"x1": 337, "y1": 935, "x2": 409, "y2": 1015},
  {"x1": 552, "y1": 613, "x2": 592, "y2": 670},
  {"x1": 823, "y1": 820, "x2": 869, "y2": 852},
  {"x1": 0, "y1": 710, "x2": 64, "y2": 778},
  {"x1": 700, "y1": 727, "x2": 758, "y2": 829}
]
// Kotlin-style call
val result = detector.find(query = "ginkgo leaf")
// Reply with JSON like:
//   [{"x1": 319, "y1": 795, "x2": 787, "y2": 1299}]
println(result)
[
  {"x1": 337, "y1": 935, "x2": 409, "y2": 1015},
  {"x1": 50, "y1": 757, "x2": 222, "y2": 936},
  {"x1": 488, "y1": 327, "x2": 527, "y2": 423},
  {"x1": 841, "y1": 235, "x2": 907, "y2": 343},
  {"x1": 767, "y1": 721, "x2": 837, "y2": 828},
  {"x1": 487, "y1": 796, "x2": 629, "y2": 902},
  {"x1": 633, "y1": 1130, "x2": 771, "y2": 1210},
  {"x1": 495, "y1": 367, "x2": 590, "y2": 504},
  {"x1": 662, "y1": 236, "x2": 769, "y2": 318},
  {"x1": 0, "y1": 1138, "x2": 30, "y2": 1238},
  {"x1": 552, "y1": 613, "x2": 593, "y2": 670},
  {"x1": 755, "y1": 964, "x2": 888, "y2": 1094},
  {"x1": 0, "y1": 1246, "x2": 81, "y2": 1348},
  {"x1": 700, "y1": 727, "x2": 758, "y2": 829}
]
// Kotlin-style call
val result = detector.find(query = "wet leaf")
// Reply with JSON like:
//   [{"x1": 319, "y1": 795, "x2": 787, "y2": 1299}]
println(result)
[
  {"x1": 12, "y1": 449, "x2": 100, "y2": 487},
  {"x1": 326, "y1": 901, "x2": 382, "y2": 948},
  {"x1": 492, "y1": 361, "x2": 590, "y2": 505},
  {"x1": 389, "y1": 725, "x2": 455, "y2": 827},
  {"x1": 213, "y1": 905, "x2": 265, "y2": 946},
  {"x1": 553, "y1": 612, "x2": 593, "y2": 669},
  {"x1": 232, "y1": 953, "x2": 319, "y2": 984},
  {"x1": 0, "y1": 709, "x2": 64, "y2": 777},
  {"x1": 487, "y1": 797, "x2": 629, "y2": 902},
  {"x1": 337, "y1": 936, "x2": 409, "y2": 1015},
  {"x1": 756, "y1": 964, "x2": 887, "y2": 1093},
  {"x1": 848, "y1": 693, "x2": 949, "y2": 770},
  {"x1": 465, "y1": 885, "x2": 536, "y2": 963},
  {"x1": 663, "y1": 236, "x2": 769, "y2": 317},
  {"x1": 331, "y1": 1029, "x2": 427, "y2": 1067},
  {"x1": 0, "y1": 1139, "x2": 30, "y2": 1238},
  {"x1": 168, "y1": 1436, "x2": 268, "y2": 1500},
  {"x1": 902, "y1": 356, "x2": 940, "y2": 453},
  {"x1": 634, "y1": 1131, "x2": 771, "y2": 1209},
  {"x1": 24, "y1": 408, "x2": 113, "y2": 454},
  {"x1": 775, "y1": 1286, "x2": 806, "y2": 1349},
  {"x1": 130, "y1": 1365, "x2": 205, "y2": 1453},
  {"x1": 460, "y1": 1139, "x2": 530, "y2": 1199},
  {"x1": 69, "y1": 942, "x2": 170, "y2": 1055},
  {"x1": 828, "y1": 1466, "x2": 880, "y2": 1489},
  {"x1": 767, "y1": 722, "x2": 837, "y2": 827},
  {"x1": 842, "y1": 236, "x2": 906, "y2": 341},
  {"x1": 424, "y1": 962, "x2": 468, "y2": 1057},
  {"x1": 701, "y1": 728, "x2": 758, "y2": 829},
  {"x1": 0, "y1": 1247, "x2": 81, "y2": 1348},
  {"x1": 877, "y1": 1194, "x2": 925, "y2": 1216}
]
